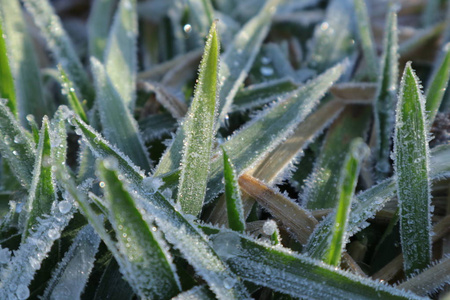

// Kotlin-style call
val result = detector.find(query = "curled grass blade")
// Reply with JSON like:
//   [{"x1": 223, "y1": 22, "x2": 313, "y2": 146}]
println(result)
[
  {"x1": 394, "y1": 63, "x2": 432, "y2": 276},
  {"x1": 223, "y1": 149, "x2": 245, "y2": 233},
  {"x1": 177, "y1": 22, "x2": 220, "y2": 215}
]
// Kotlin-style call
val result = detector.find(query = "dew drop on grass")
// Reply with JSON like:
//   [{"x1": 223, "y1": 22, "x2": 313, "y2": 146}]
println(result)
[
  {"x1": 48, "y1": 229, "x2": 60, "y2": 240},
  {"x1": 262, "y1": 220, "x2": 277, "y2": 236},
  {"x1": 223, "y1": 277, "x2": 236, "y2": 289},
  {"x1": 183, "y1": 24, "x2": 192, "y2": 34},
  {"x1": 260, "y1": 66, "x2": 274, "y2": 76},
  {"x1": 58, "y1": 200, "x2": 72, "y2": 214},
  {"x1": 16, "y1": 284, "x2": 29, "y2": 300}
]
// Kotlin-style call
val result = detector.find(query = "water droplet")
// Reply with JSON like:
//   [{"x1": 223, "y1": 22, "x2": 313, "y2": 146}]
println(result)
[
  {"x1": 48, "y1": 228, "x2": 60, "y2": 240},
  {"x1": 16, "y1": 284, "x2": 30, "y2": 300},
  {"x1": 262, "y1": 220, "x2": 277, "y2": 236},
  {"x1": 183, "y1": 24, "x2": 192, "y2": 34},
  {"x1": 320, "y1": 22, "x2": 329, "y2": 31},
  {"x1": 260, "y1": 66, "x2": 274, "y2": 76},
  {"x1": 12, "y1": 150, "x2": 18, "y2": 156},
  {"x1": 223, "y1": 277, "x2": 236, "y2": 289},
  {"x1": 99, "y1": 181, "x2": 106, "y2": 188},
  {"x1": 58, "y1": 200, "x2": 72, "y2": 214}
]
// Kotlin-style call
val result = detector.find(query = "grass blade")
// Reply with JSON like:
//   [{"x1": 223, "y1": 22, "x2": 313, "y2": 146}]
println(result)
[
  {"x1": 22, "y1": 0, "x2": 94, "y2": 105},
  {"x1": 98, "y1": 158, "x2": 181, "y2": 299},
  {"x1": 91, "y1": 57, "x2": 151, "y2": 173},
  {"x1": 22, "y1": 117, "x2": 56, "y2": 241},
  {"x1": 374, "y1": 7, "x2": 398, "y2": 179},
  {"x1": 58, "y1": 65, "x2": 88, "y2": 124},
  {"x1": 223, "y1": 149, "x2": 245, "y2": 233},
  {"x1": 104, "y1": 0, "x2": 138, "y2": 108},
  {"x1": 176, "y1": 22, "x2": 220, "y2": 215},
  {"x1": 0, "y1": 22, "x2": 16, "y2": 116},
  {"x1": 88, "y1": 0, "x2": 117, "y2": 60},
  {"x1": 186, "y1": 0, "x2": 214, "y2": 37},
  {"x1": 425, "y1": 44, "x2": 450, "y2": 125},
  {"x1": 173, "y1": 285, "x2": 215, "y2": 300},
  {"x1": 394, "y1": 62, "x2": 432, "y2": 276},
  {"x1": 0, "y1": 0, "x2": 47, "y2": 125},
  {"x1": 325, "y1": 139, "x2": 368, "y2": 266}
]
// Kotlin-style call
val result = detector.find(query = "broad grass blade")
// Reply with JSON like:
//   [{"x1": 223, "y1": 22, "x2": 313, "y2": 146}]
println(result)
[
  {"x1": 104, "y1": 0, "x2": 138, "y2": 108},
  {"x1": 325, "y1": 139, "x2": 369, "y2": 266},
  {"x1": 374, "y1": 7, "x2": 398, "y2": 179},
  {"x1": 394, "y1": 63, "x2": 432, "y2": 276},
  {"x1": 22, "y1": 0, "x2": 95, "y2": 105},
  {"x1": 91, "y1": 58, "x2": 151, "y2": 173},
  {"x1": 0, "y1": 22, "x2": 16, "y2": 116},
  {"x1": 223, "y1": 149, "x2": 245, "y2": 233},
  {"x1": 177, "y1": 22, "x2": 220, "y2": 215},
  {"x1": 88, "y1": 0, "x2": 117, "y2": 60}
]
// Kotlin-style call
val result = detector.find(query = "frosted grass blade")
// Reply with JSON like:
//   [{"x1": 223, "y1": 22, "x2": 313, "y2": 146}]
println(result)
[
  {"x1": 187, "y1": 0, "x2": 214, "y2": 37},
  {"x1": 98, "y1": 159, "x2": 181, "y2": 299},
  {"x1": 394, "y1": 63, "x2": 431, "y2": 276},
  {"x1": 22, "y1": 118, "x2": 57, "y2": 240},
  {"x1": 173, "y1": 285, "x2": 215, "y2": 300},
  {"x1": 0, "y1": 22, "x2": 16, "y2": 115},
  {"x1": 223, "y1": 149, "x2": 245, "y2": 233},
  {"x1": 353, "y1": 0, "x2": 378, "y2": 81},
  {"x1": 22, "y1": 0, "x2": 94, "y2": 105},
  {"x1": 0, "y1": 100, "x2": 35, "y2": 188},
  {"x1": 325, "y1": 139, "x2": 368, "y2": 266},
  {"x1": 425, "y1": 44, "x2": 450, "y2": 125},
  {"x1": 42, "y1": 225, "x2": 101, "y2": 300},
  {"x1": 58, "y1": 66, "x2": 88, "y2": 124},
  {"x1": 216, "y1": 0, "x2": 281, "y2": 127},
  {"x1": 138, "y1": 113, "x2": 176, "y2": 143},
  {"x1": 374, "y1": 8, "x2": 398, "y2": 179},
  {"x1": 104, "y1": 0, "x2": 138, "y2": 108},
  {"x1": 176, "y1": 22, "x2": 220, "y2": 215},
  {"x1": 91, "y1": 58, "x2": 151, "y2": 173},
  {"x1": 88, "y1": 0, "x2": 117, "y2": 60},
  {"x1": 303, "y1": 105, "x2": 371, "y2": 210},
  {"x1": 207, "y1": 228, "x2": 423, "y2": 300},
  {"x1": 0, "y1": 0, "x2": 47, "y2": 125},
  {"x1": 204, "y1": 61, "x2": 348, "y2": 204}
]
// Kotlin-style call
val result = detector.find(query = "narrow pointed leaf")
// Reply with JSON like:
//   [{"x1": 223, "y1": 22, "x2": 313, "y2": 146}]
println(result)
[
  {"x1": 374, "y1": 7, "x2": 398, "y2": 179},
  {"x1": 0, "y1": 22, "x2": 16, "y2": 115},
  {"x1": 91, "y1": 58, "x2": 151, "y2": 173},
  {"x1": 22, "y1": 118, "x2": 57, "y2": 241},
  {"x1": 223, "y1": 149, "x2": 245, "y2": 233},
  {"x1": 98, "y1": 159, "x2": 181, "y2": 299},
  {"x1": 22, "y1": 0, "x2": 94, "y2": 105},
  {"x1": 177, "y1": 22, "x2": 220, "y2": 215},
  {"x1": 394, "y1": 63, "x2": 432, "y2": 276},
  {"x1": 425, "y1": 44, "x2": 450, "y2": 125},
  {"x1": 104, "y1": 0, "x2": 138, "y2": 108},
  {"x1": 325, "y1": 139, "x2": 368, "y2": 266},
  {"x1": 0, "y1": 0, "x2": 47, "y2": 125},
  {"x1": 58, "y1": 65, "x2": 88, "y2": 124},
  {"x1": 88, "y1": 0, "x2": 117, "y2": 60},
  {"x1": 0, "y1": 100, "x2": 35, "y2": 187}
]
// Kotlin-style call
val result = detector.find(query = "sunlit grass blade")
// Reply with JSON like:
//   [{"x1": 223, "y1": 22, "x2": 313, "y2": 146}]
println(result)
[
  {"x1": 88, "y1": 0, "x2": 117, "y2": 60},
  {"x1": 104, "y1": 0, "x2": 138, "y2": 108},
  {"x1": 22, "y1": 0, "x2": 95, "y2": 105},
  {"x1": 176, "y1": 22, "x2": 220, "y2": 215},
  {"x1": 0, "y1": 0, "x2": 47, "y2": 125},
  {"x1": 223, "y1": 149, "x2": 245, "y2": 233},
  {"x1": 91, "y1": 57, "x2": 151, "y2": 173},
  {"x1": 42, "y1": 225, "x2": 101, "y2": 299},
  {"x1": 97, "y1": 158, "x2": 181, "y2": 299},
  {"x1": 58, "y1": 65, "x2": 88, "y2": 124},
  {"x1": 394, "y1": 62, "x2": 432, "y2": 276},
  {"x1": 0, "y1": 22, "x2": 16, "y2": 116},
  {"x1": 353, "y1": 0, "x2": 378, "y2": 81},
  {"x1": 425, "y1": 44, "x2": 450, "y2": 125},
  {"x1": 303, "y1": 105, "x2": 371, "y2": 210},
  {"x1": 374, "y1": 7, "x2": 398, "y2": 179},
  {"x1": 325, "y1": 139, "x2": 369, "y2": 266},
  {"x1": 0, "y1": 100, "x2": 35, "y2": 187},
  {"x1": 22, "y1": 117, "x2": 57, "y2": 241},
  {"x1": 216, "y1": 0, "x2": 281, "y2": 127},
  {"x1": 206, "y1": 227, "x2": 423, "y2": 300},
  {"x1": 305, "y1": 144, "x2": 450, "y2": 260}
]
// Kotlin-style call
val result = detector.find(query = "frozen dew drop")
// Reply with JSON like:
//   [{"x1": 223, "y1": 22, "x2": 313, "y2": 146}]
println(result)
[
  {"x1": 183, "y1": 24, "x2": 192, "y2": 34},
  {"x1": 48, "y1": 228, "x2": 60, "y2": 240},
  {"x1": 223, "y1": 277, "x2": 236, "y2": 290},
  {"x1": 320, "y1": 22, "x2": 329, "y2": 31},
  {"x1": 260, "y1": 66, "x2": 274, "y2": 77},
  {"x1": 12, "y1": 150, "x2": 18, "y2": 156},
  {"x1": 99, "y1": 181, "x2": 106, "y2": 188},
  {"x1": 58, "y1": 200, "x2": 72, "y2": 214},
  {"x1": 262, "y1": 220, "x2": 277, "y2": 236},
  {"x1": 16, "y1": 284, "x2": 30, "y2": 300},
  {"x1": 74, "y1": 128, "x2": 82, "y2": 135}
]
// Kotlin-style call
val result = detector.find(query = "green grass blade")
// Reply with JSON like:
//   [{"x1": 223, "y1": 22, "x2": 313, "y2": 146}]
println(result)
[
  {"x1": 176, "y1": 22, "x2": 220, "y2": 215},
  {"x1": 98, "y1": 158, "x2": 181, "y2": 299},
  {"x1": 223, "y1": 148, "x2": 245, "y2": 233},
  {"x1": 394, "y1": 62, "x2": 432, "y2": 276},
  {"x1": 22, "y1": 117, "x2": 56, "y2": 241},
  {"x1": 0, "y1": 22, "x2": 16, "y2": 116},
  {"x1": 216, "y1": 0, "x2": 281, "y2": 127},
  {"x1": 0, "y1": 100, "x2": 35, "y2": 187},
  {"x1": 91, "y1": 58, "x2": 151, "y2": 173},
  {"x1": 325, "y1": 138, "x2": 368, "y2": 266},
  {"x1": 22, "y1": 0, "x2": 94, "y2": 105},
  {"x1": 187, "y1": 0, "x2": 214, "y2": 37},
  {"x1": 138, "y1": 113, "x2": 176, "y2": 143},
  {"x1": 303, "y1": 105, "x2": 371, "y2": 210},
  {"x1": 88, "y1": 0, "x2": 117, "y2": 60},
  {"x1": 104, "y1": 0, "x2": 138, "y2": 108},
  {"x1": 353, "y1": 0, "x2": 378, "y2": 81},
  {"x1": 207, "y1": 228, "x2": 423, "y2": 299},
  {"x1": 58, "y1": 65, "x2": 88, "y2": 124},
  {"x1": 425, "y1": 44, "x2": 450, "y2": 125},
  {"x1": 374, "y1": 7, "x2": 398, "y2": 179},
  {"x1": 0, "y1": 0, "x2": 47, "y2": 125}
]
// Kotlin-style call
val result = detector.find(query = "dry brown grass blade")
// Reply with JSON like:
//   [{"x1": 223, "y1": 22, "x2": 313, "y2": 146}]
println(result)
[
  {"x1": 342, "y1": 252, "x2": 367, "y2": 277},
  {"x1": 329, "y1": 82, "x2": 377, "y2": 103},
  {"x1": 238, "y1": 174, "x2": 318, "y2": 244}
]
